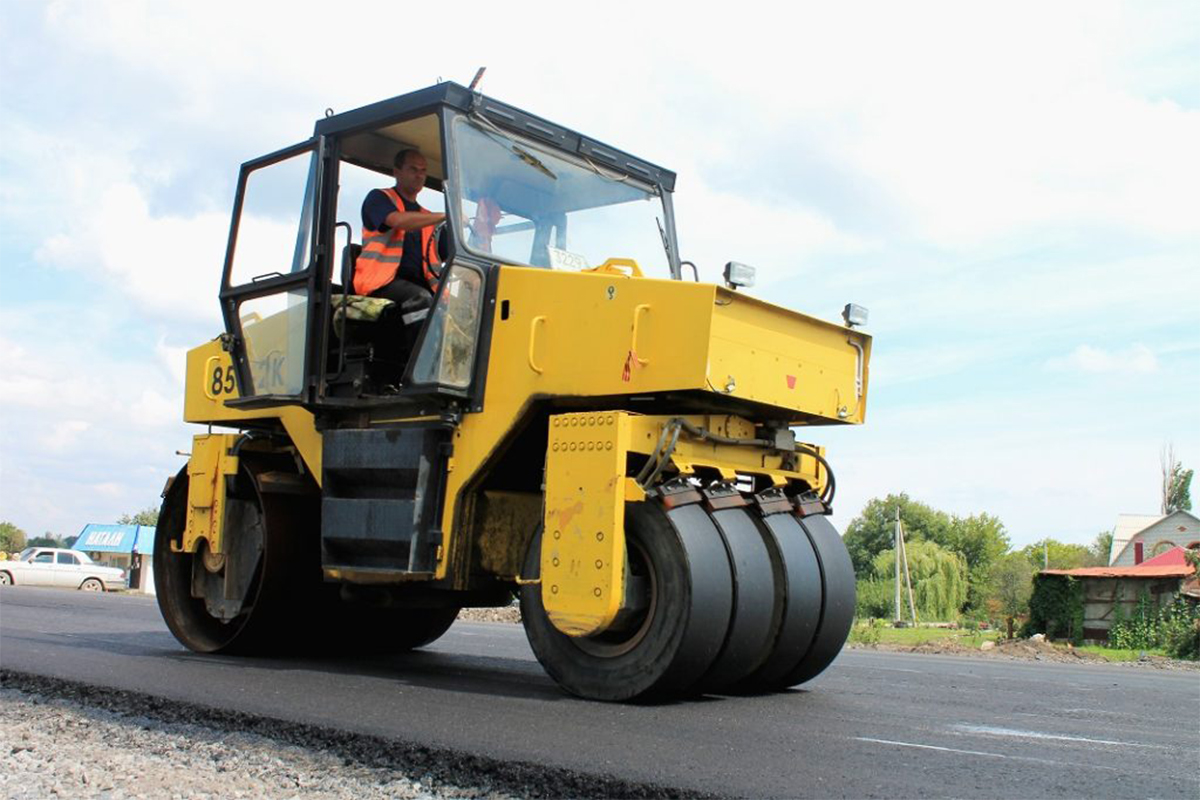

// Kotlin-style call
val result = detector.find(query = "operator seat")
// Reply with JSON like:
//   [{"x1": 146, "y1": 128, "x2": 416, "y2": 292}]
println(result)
[{"x1": 328, "y1": 241, "x2": 430, "y2": 392}]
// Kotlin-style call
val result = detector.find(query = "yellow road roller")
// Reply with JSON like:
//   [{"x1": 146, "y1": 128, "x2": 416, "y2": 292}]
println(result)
[{"x1": 155, "y1": 82, "x2": 872, "y2": 701}]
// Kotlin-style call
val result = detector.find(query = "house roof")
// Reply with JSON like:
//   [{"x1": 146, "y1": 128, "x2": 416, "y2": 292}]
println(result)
[
  {"x1": 1109, "y1": 509, "x2": 1200, "y2": 565},
  {"x1": 1041, "y1": 566, "x2": 1190, "y2": 578},
  {"x1": 1110, "y1": 513, "x2": 1164, "y2": 563},
  {"x1": 1138, "y1": 546, "x2": 1190, "y2": 568},
  {"x1": 1043, "y1": 547, "x2": 1193, "y2": 579}
]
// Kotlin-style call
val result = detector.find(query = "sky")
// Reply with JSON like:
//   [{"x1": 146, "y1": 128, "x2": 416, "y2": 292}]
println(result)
[{"x1": 1, "y1": 0, "x2": 1196, "y2": 549}]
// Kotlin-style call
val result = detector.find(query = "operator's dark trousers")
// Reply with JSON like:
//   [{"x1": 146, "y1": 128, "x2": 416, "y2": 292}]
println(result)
[
  {"x1": 369, "y1": 278, "x2": 435, "y2": 363},
  {"x1": 370, "y1": 277, "x2": 434, "y2": 314}
]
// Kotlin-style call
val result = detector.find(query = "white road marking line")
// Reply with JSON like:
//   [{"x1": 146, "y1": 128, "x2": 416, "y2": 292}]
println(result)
[
  {"x1": 853, "y1": 737, "x2": 1126, "y2": 771},
  {"x1": 855, "y1": 737, "x2": 1053, "y2": 765},
  {"x1": 952, "y1": 724, "x2": 1170, "y2": 749}
]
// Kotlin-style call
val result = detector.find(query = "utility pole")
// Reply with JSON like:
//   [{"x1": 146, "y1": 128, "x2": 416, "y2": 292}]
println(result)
[
  {"x1": 894, "y1": 507, "x2": 902, "y2": 625},
  {"x1": 900, "y1": 519, "x2": 918, "y2": 624}
]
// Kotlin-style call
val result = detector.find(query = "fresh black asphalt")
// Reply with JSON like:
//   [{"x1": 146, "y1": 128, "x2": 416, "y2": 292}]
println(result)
[{"x1": 1, "y1": 586, "x2": 1197, "y2": 798}]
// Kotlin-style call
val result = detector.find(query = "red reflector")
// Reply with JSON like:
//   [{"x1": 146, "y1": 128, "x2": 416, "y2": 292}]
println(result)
[{"x1": 786, "y1": 375, "x2": 796, "y2": 389}]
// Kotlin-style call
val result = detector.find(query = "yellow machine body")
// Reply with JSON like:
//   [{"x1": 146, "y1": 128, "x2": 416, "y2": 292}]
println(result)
[
  {"x1": 179, "y1": 264, "x2": 866, "y2": 639},
  {"x1": 159, "y1": 83, "x2": 873, "y2": 701},
  {"x1": 176, "y1": 433, "x2": 240, "y2": 557},
  {"x1": 180, "y1": 273, "x2": 867, "y2": 511}
]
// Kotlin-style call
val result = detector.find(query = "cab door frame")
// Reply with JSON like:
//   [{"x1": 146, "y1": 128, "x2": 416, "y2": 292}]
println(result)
[{"x1": 218, "y1": 135, "x2": 336, "y2": 407}]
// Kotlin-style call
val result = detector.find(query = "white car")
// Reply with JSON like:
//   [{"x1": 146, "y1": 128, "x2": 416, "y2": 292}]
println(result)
[{"x1": 0, "y1": 547, "x2": 127, "y2": 592}]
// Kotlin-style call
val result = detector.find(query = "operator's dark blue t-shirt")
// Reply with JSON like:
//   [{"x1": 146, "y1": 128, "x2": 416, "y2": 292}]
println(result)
[{"x1": 362, "y1": 189, "x2": 425, "y2": 287}]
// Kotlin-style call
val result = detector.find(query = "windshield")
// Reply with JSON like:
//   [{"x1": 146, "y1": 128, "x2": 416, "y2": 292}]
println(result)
[
  {"x1": 18, "y1": 547, "x2": 34, "y2": 561},
  {"x1": 452, "y1": 117, "x2": 671, "y2": 274}
]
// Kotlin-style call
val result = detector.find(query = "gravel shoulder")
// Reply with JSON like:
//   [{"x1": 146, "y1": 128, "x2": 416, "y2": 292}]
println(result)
[
  {"x1": 0, "y1": 686, "x2": 515, "y2": 800},
  {"x1": 0, "y1": 671, "x2": 707, "y2": 800}
]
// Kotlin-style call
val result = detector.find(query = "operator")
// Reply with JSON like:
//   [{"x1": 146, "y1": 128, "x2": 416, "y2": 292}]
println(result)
[{"x1": 353, "y1": 149, "x2": 446, "y2": 312}]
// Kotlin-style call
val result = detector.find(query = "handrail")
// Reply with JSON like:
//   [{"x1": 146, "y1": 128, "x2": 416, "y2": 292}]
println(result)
[{"x1": 528, "y1": 316, "x2": 547, "y2": 374}]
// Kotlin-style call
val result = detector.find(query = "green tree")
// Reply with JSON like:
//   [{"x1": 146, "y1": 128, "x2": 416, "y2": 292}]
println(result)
[
  {"x1": 1161, "y1": 445, "x2": 1193, "y2": 513},
  {"x1": 117, "y1": 506, "x2": 160, "y2": 526},
  {"x1": 28, "y1": 534, "x2": 65, "y2": 547},
  {"x1": 1021, "y1": 539, "x2": 1093, "y2": 572},
  {"x1": 986, "y1": 552, "x2": 1034, "y2": 639},
  {"x1": 1089, "y1": 530, "x2": 1114, "y2": 567},
  {"x1": 843, "y1": 494, "x2": 953, "y2": 576},
  {"x1": 854, "y1": 577, "x2": 893, "y2": 619},
  {"x1": 941, "y1": 513, "x2": 1010, "y2": 612},
  {"x1": 0, "y1": 521, "x2": 27, "y2": 553},
  {"x1": 1166, "y1": 465, "x2": 1193, "y2": 513},
  {"x1": 871, "y1": 540, "x2": 968, "y2": 621}
]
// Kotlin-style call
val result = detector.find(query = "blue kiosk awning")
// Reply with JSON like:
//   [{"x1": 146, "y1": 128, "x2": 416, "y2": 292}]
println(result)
[{"x1": 75, "y1": 524, "x2": 156, "y2": 554}]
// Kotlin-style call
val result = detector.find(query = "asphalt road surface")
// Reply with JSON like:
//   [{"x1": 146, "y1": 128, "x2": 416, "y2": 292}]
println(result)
[{"x1": 1, "y1": 586, "x2": 1197, "y2": 799}]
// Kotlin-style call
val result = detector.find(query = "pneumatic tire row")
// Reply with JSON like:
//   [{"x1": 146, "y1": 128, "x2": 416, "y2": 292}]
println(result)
[{"x1": 520, "y1": 499, "x2": 856, "y2": 702}]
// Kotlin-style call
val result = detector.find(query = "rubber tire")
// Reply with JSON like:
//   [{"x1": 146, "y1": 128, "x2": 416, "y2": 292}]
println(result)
[
  {"x1": 732, "y1": 511, "x2": 823, "y2": 691},
  {"x1": 154, "y1": 464, "x2": 319, "y2": 655},
  {"x1": 520, "y1": 501, "x2": 733, "y2": 702},
  {"x1": 694, "y1": 507, "x2": 778, "y2": 693},
  {"x1": 0, "y1": 571, "x2": 12, "y2": 586},
  {"x1": 776, "y1": 514, "x2": 856, "y2": 687},
  {"x1": 79, "y1": 578, "x2": 104, "y2": 592}
]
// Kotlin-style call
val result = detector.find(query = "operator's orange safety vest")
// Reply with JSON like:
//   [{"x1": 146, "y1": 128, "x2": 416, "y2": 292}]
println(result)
[{"x1": 353, "y1": 187, "x2": 440, "y2": 296}]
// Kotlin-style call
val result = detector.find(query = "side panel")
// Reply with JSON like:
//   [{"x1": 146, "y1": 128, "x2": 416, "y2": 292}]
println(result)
[
  {"x1": 180, "y1": 433, "x2": 240, "y2": 556},
  {"x1": 542, "y1": 412, "x2": 631, "y2": 636},
  {"x1": 183, "y1": 340, "x2": 323, "y2": 484},
  {"x1": 494, "y1": 266, "x2": 715, "y2": 395},
  {"x1": 708, "y1": 289, "x2": 871, "y2": 424}
]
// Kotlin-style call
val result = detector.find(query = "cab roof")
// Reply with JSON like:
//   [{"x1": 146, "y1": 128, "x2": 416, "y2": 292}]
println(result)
[{"x1": 314, "y1": 82, "x2": 676, "y2": 192}]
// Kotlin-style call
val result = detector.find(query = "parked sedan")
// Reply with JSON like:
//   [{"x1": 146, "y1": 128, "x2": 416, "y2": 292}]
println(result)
[{"x1": 0, "y1": 548, "x2": 126, "y2": 591}]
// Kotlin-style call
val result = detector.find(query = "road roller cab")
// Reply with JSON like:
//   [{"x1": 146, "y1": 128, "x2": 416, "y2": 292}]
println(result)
[{"x1": 158, "y1": 82, "x2": 873, "y2": 701}]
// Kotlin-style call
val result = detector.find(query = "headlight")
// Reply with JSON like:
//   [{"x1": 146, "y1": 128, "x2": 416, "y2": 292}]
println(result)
[
  {"x1": 841, "y1": 303, "x2": 868, "y2": 328},
  {"x1": 723, "y1": 261, "x2": 756, "y2": 290}
]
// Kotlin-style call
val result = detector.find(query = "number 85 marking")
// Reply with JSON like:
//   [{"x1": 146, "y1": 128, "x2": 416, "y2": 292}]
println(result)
[{"x1": 205, "y1": 359, "x2": 237, "y2": 398}]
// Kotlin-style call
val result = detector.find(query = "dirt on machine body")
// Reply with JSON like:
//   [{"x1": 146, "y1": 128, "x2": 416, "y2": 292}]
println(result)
[{"x1": 156, "y1": 82, "x2": 873, "y2": 701}]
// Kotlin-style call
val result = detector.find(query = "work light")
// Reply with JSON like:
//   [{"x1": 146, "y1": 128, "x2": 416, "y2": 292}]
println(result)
[
  {"x1": 842, "y1": 303, "x2": 868, "y2": 328},
  {"x1": 723, "y1": 262, "x2": 756, "y2": 289}
]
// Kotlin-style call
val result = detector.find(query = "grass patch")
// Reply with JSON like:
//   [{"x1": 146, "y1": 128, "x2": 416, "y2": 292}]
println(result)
[
  {"x1": 849, "y1": 620, "x2": 1000, "y2": 648},
  {"x1": 1070, "y1": 644, "x2": 1169, "y2": 662}
]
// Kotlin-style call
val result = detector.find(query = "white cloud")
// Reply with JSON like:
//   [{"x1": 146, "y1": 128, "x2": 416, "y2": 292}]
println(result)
[
  {"x1": 91, "y1": 482, "x2": 125, "y2": 498},
  {"x1": 129, "y1": 389, "x2": 180, "y2": 428},
  {"x1": 42, "y1": 420, "x2": 91, "y2": 452},
  {"x1": 0, "y1": 318, "x2": 193, "y2": 535},
  {"x1": 1046, "y1": 344, "x2": 1159, "y2": 374},
  {"x1": 34, "y1": 181, "x2": 227, "y2": 325},
  {"x1": 156, "y1": 339, "x2": 190, "y2": 386},
  {"x1": 673, "y1": 172, "x2": 872, "y2": 281}
]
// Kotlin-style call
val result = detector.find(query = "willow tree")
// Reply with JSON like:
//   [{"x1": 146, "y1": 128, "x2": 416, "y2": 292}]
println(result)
[{"x1": 871, "y1": 540, "x2": 968, "y2": 622}]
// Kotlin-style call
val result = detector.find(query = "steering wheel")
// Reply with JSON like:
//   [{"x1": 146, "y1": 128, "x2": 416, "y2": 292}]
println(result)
[{"x1": 425, "y1": 221, "x2": 448, "y2": 283}]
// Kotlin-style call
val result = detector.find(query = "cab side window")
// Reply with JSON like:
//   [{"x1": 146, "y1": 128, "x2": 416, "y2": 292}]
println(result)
[
  {"x1": 34, "y1": 553, "x2": 52, "y2": 563},
  {"x1": 57, "y1": 553, "x2": 79, "y2": 565}
]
